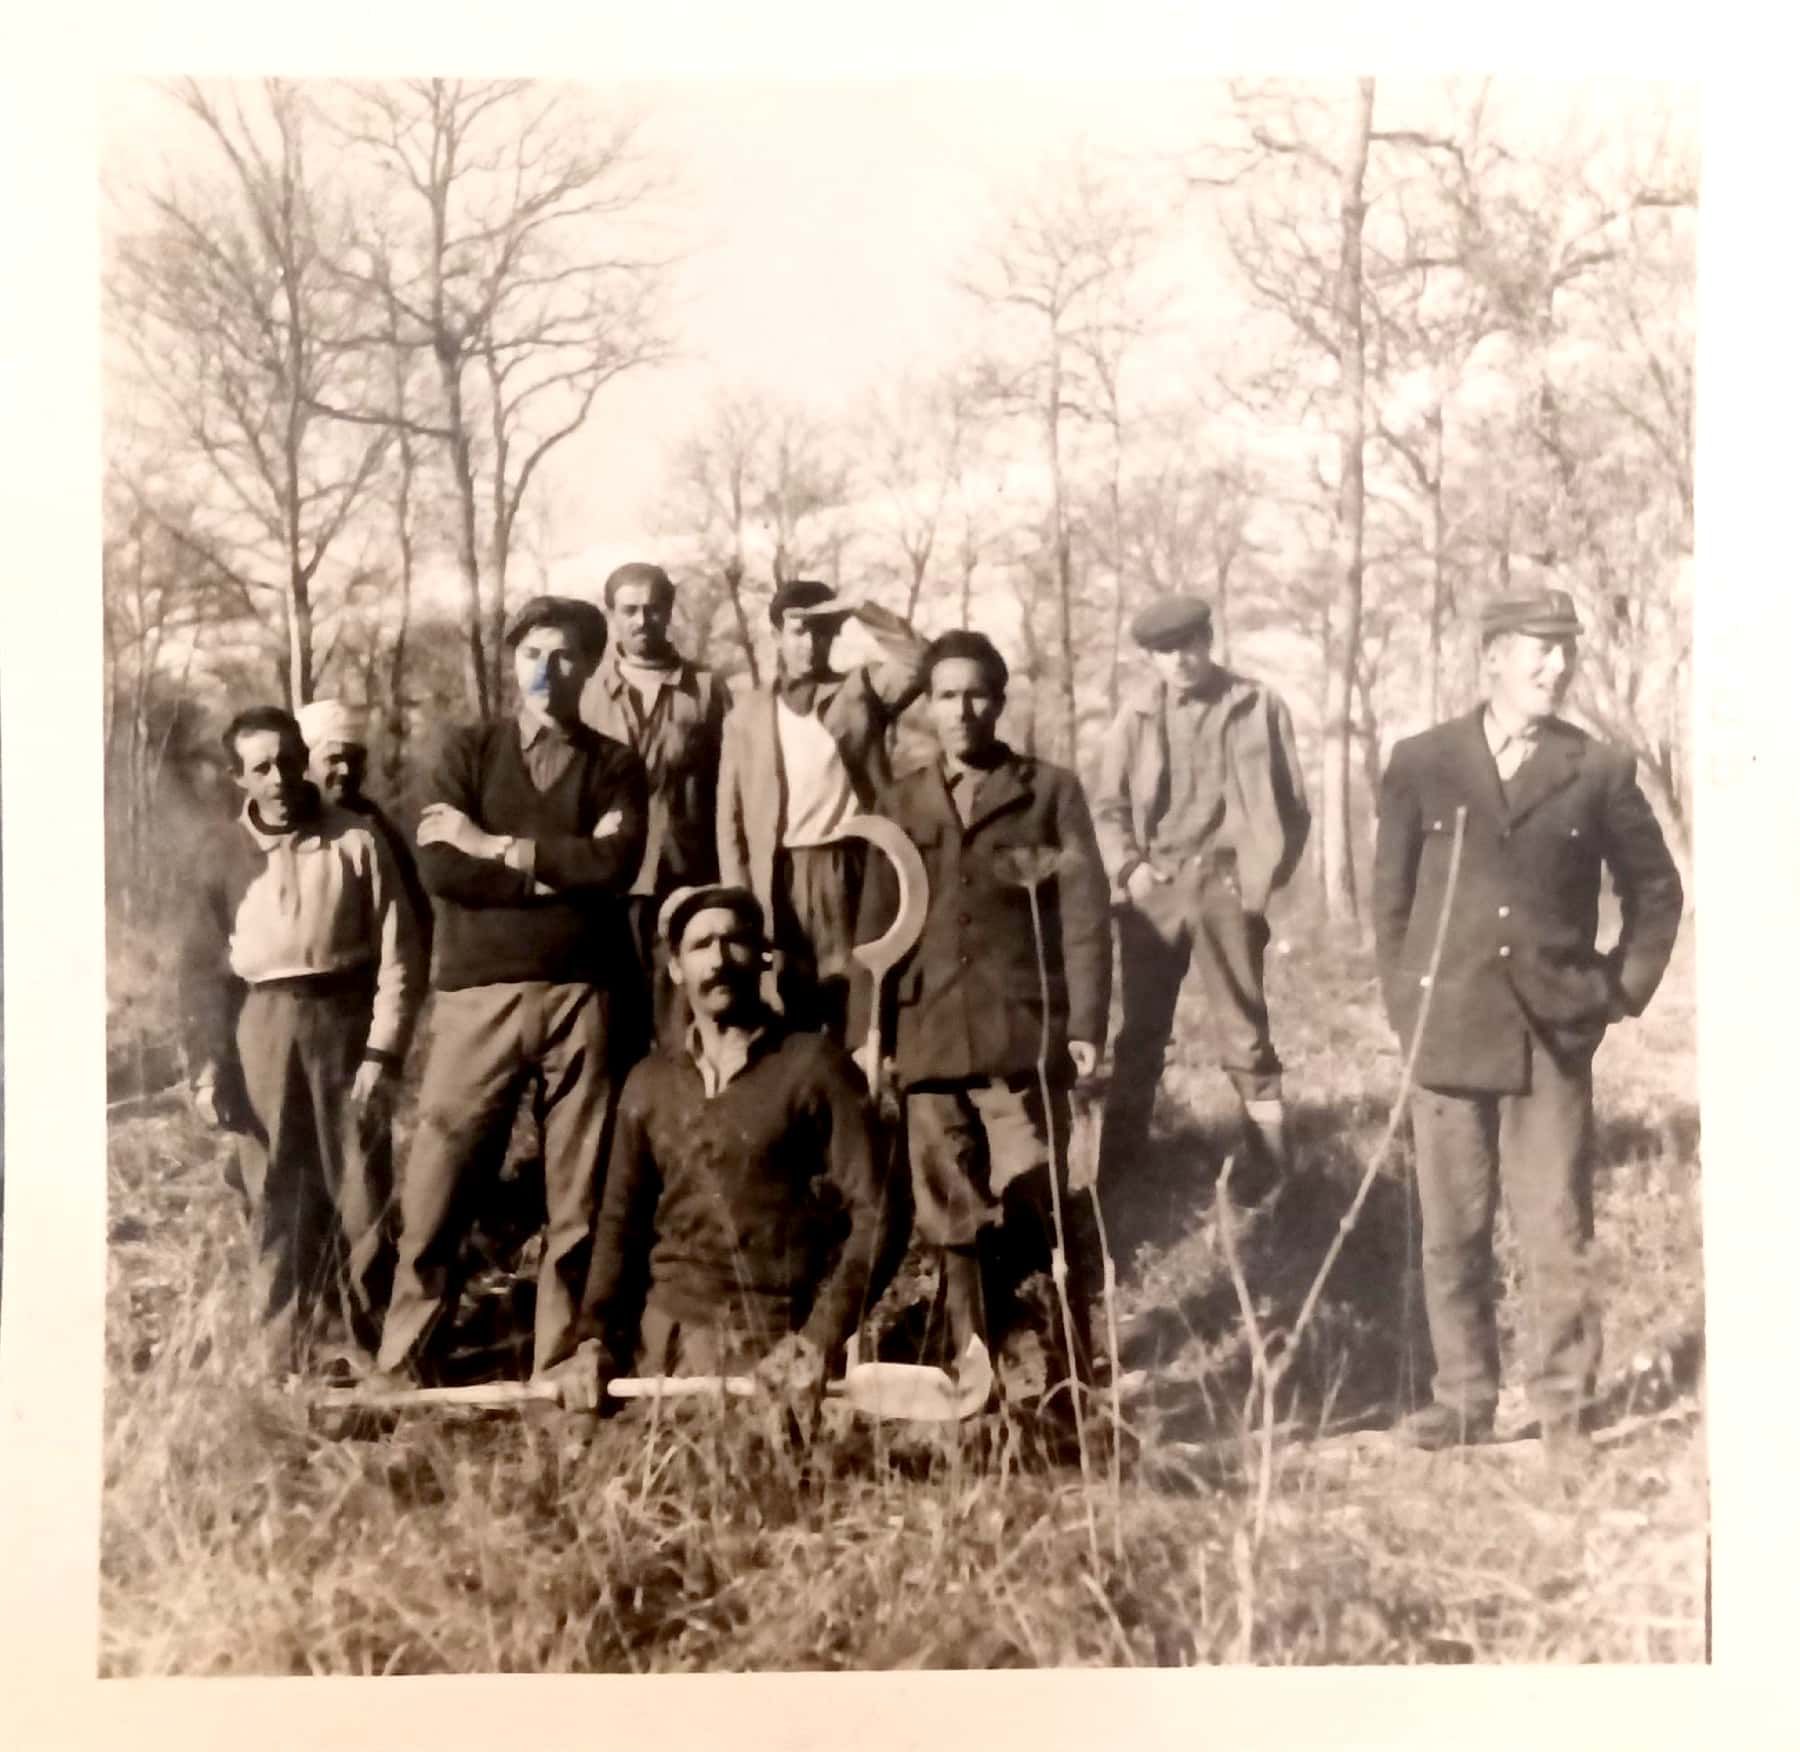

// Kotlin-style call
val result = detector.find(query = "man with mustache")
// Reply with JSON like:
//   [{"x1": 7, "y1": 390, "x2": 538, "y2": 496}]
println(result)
[
  {"x1": 1373, "y1": 586, "x2": 1683, "y2": 1456},
  {"x1": 180, "y1": 705, "x2": 424, "y2": 1376},
  {"x1": 550, "y1": 884, "x2": 893, "y2": 1407},
  {"x1": 583, "y1": 562, "x2": 731, "y2": 1042},
  {"x1": 375, "y1": 596, "x2": 649, "y2": 1387}
]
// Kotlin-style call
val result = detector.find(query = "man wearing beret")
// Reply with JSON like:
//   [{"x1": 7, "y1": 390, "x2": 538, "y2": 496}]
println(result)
[
  {"x1": 852, "y1": 631, "x2": 1112, "y2": 1399},
  {"x1": 1373, "y1": 586, "x2": 1683, "y2": 1453},
  {"x1": 375, "y1": 595, "x2": 650, "y2": 1386},
  {"x1": 549, "y1": 883, "x2": 894, "y2": 1407},
  {"x1": 1093, "y1": 595, "x2": 1311, "y2": 1195},
  {"x1": 717, "y1": 580, "x2": 926, "y2": 1040},
  {"x1": 297, "y1": 697, "x2": 432, "y2": 962},
  {"x1": 583, "y1": 562, "x2": 732, "y2": 1041}
]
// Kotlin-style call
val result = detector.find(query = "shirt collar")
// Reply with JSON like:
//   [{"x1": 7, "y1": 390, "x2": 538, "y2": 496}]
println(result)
[
  {"x1": 1483, "y1": 701, "x2": 1543, "y2": 756},
  {"x1": 518, "y1": 703, "x2": 574, "y2": 749},
  {"x1": 238, "y1": 789, "x2": 325, "y2": 850},
  {"x1": 684, "y1": 1015, "x2": 777, "y2": 1097}
]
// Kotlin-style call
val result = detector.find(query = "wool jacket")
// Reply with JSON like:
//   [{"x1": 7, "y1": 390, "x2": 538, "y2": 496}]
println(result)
[
  {"x1": 178, "y1": 790, "x2": 425, "y2": 1076},
  {"x1": 851, "y1": 747, "x2": 1113, "y2": 1088},
  {"x1": 1092, "y1": 667, "x2": 1311, "y2": 913},
  {"x1": 717, "y1": 607, "x2": 926, "y2": 920},
  {"x1": 418, "y1": 717, "x2": 648, "y2": 991},
  {"x1": 576, "y1": 1021, "x2": 891, "y2": 1362},
  {"x1": 583, "y1": 649, "x2": 731, "y2": 898},
  {"x1": 1372, "y1": 709, "x2": 1684, "y2": 1091}
]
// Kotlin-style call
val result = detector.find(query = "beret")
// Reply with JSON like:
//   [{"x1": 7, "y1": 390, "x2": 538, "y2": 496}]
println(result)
[
  {"x1": 1131, "y1": 595, "x2": 1214, "y2": 652},
  {"x1": 1479, "y1": 588, "x2": 1582, "y2": 642},
  {"x1": 658, "y1": 883, "x2": 768, "y2": 952},
  {"x1": 295, "y1": 698, "x2": 368, "y2": 749},
  {"x1": 770, "y1": 579, "x2": 851, "y2": 627},
  {"x1": 504, "y1": 594, "x2": 608, "y2": 658}
]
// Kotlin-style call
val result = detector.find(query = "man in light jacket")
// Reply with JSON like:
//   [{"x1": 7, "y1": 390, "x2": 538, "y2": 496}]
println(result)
[
  {"x1": 717, "y1": 580, "x2": 924, "y2": 1040},
  {"x1": 1092, "y1": 595, "x2": 1311, "y2": 1195}
]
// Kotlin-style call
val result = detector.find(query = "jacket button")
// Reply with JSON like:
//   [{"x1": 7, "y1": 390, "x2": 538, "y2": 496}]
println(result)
[
  {"x1": 1498, "y1": 945, "x2": 1511, "y2": 959},
  {"x1": 1432, "y1": 819, "x2": 1443, "y2": 830},
  {"x1": 960, "y1": 954, "x2": 971, "y2": 967},
  {"x1": 1497, "y1": 905, "x2": 1510, "y2": 919}
]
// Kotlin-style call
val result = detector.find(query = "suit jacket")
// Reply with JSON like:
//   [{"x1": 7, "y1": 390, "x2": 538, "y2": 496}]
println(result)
[
  {"x1": 717, "y1": 615, "x2": 926, "y2": 918},
  {"x1": 852, "y1": 748, "x2": 1112, "y2": 1088},
  {"x1": 584, "y1": 649, "x2": 731, "y2": 897},
  {"x1": 1371, "y1": 709, "x2": 1683, "y2": 1091},
  {"x1": 1092, "y1": 667, "x2": 1311, "y2": 912}
]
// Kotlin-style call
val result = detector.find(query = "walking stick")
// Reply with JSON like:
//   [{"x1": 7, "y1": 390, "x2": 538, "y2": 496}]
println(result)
[{"x1": 994, "y1": 846, "x2": 1102, "y2": 1570}]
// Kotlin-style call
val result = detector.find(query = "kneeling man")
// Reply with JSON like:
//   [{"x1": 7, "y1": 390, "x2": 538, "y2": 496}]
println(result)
[{"x1": 555, "y1": 885, "x2": 894, "y2": 1403}]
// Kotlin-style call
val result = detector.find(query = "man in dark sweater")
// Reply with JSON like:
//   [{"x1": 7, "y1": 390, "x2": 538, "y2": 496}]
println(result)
[
  {"x1": 550, "y1": 884, "x2": 893, "y2": 1406},
  {"x1": 376, "y1": 595, "x2": 649, "y2": 1384}
]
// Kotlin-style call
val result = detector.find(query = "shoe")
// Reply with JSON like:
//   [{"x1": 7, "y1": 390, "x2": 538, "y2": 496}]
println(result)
[{"x1": 1396, "y1": 1402, "x2": 1495, "y2": 1450}]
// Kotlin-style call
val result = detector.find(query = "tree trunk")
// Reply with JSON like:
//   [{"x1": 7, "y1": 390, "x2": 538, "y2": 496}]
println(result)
[
  {"x1": 1046, "y1": 356, "x2": 1077, "y2": 765},
  {"x1": 1427, "y1": 404, "x2": 1447, "y2": 725},
  {"x1": 1319, "y1": 78, "x2": 1375, "y2": 935},
  {"x1": 722, "y1": 558, "x2": 760, "y2": 688}
]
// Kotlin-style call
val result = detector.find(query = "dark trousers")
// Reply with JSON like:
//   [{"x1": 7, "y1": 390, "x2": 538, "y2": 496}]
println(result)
[
  {"x1": 379, "y1": 980, "x2": 627, "y2": 1378},
  {"x1": 234, "y1": 973, "x2": 389, "y2": 1370},
  {"x1": 1100, "y1": 858, "x2": 1282, "y2": 1173},
  {"x1": 1410, "y1": 1031, "x2": 1599, "y2": 1420},
  {"x1": 907, "y1": 1079, "x2": 1096, "y2": 1370}
]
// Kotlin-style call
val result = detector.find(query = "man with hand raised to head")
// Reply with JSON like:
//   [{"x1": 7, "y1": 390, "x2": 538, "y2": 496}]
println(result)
[{"x1": 375, "y1": 595, "x2": 648, "y2": 1388}]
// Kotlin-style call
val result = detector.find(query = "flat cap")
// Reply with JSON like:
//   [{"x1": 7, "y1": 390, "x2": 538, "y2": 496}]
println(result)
[
  {"x1": 1479, "y1": 588, "x2": 1582, "y2": 642},
  {"x1": 295, "y1": 698, "x2": 368, "y2": 749},
  {"x1": 770, "y1": 579, "x2": 851, "y2": 627},
  {"x1": 657, "y1": 883, "x2": 769, "y2": 952},
  {"x1": 504, "y1": 594, "x2": 608, "y2": 659},
  {"x1": 1131, "y1": 595, "x2": 1214, "y2": 652}
]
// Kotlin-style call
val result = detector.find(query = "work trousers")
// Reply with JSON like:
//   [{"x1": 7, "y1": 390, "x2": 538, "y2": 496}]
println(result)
[
  {"x1": 1100, "y1": 857, "x2": 1282, "y2": 1172},
  {"x1": 1410, "y1": 1030, "x2": 1599, "y2": 1421},
  {"x1": 233, "y1": 971, "x2": 389, "y2": 1372},
  {"x1": 772, "y1": 842, "x2": 864, "y2": 1041},
  {"x1": 907, "y1": 1079, "x2": 1096, "y2": 1371},
  {"x1": 379, "y1": 980, "x2": 626, "y2": 1378}
]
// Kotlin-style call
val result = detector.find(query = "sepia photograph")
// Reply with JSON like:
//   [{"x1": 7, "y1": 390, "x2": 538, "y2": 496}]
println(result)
[
  {"x1": 26, "y1": 13, "x2": 1797, "y2": 1732},
  {"x1": 82, "y1": 66, "x2": 1708, "y2": 1678}
]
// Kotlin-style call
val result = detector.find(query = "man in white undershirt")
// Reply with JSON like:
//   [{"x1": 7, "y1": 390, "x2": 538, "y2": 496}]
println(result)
[{"x1": 717, "y1": 580, "x2": 925, "y2": 1040}]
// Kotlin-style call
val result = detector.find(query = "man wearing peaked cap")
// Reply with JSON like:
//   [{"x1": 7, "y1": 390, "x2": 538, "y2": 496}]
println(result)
[
  {"x1": 1372, "y1": 580, "x2": 1683, "y2": 1457},
  {"x1": 1093, "y1": 593, "x2": 1311, "y2": 1200},
  {"x1": 717, "y1": 579, "x2": 927, "y2": 1041},
  {"x1": 376, "y1": 591, "x2": 653, "y2": 1389}
]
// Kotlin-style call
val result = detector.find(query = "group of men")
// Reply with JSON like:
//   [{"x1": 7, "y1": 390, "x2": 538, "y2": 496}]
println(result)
[{"x1": 178, "y1": 558, "x2": 1682, "y2": 1456}]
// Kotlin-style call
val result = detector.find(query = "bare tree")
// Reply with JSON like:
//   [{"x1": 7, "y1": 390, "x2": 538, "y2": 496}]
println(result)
[
  {"x1": 321, "y1": 79, "x2": 674, "y2": 716},
  {"x1": 107, "y1": 79, "x2": 392, "y2": 707},
  {"x1": 959, "y1": 155, "x2": 1159, "y2": 763}
]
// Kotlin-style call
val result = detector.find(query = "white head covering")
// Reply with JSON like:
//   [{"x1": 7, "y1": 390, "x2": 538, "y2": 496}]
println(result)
[{"x1": 295, "y1": 698, "x2": 368, "y2": 749}]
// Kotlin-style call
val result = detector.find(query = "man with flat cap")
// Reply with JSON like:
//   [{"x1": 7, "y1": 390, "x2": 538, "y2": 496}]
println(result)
[
  {"x1": 584, "y1": 562, "x2": 731, "y2": 1041},
  {"x1": 547, "y1": 882, "x2": 894, "y2": 1407},
  {"x1": 376, "y1": 594, "x2": 649, "y2": 1386},
  {"x1": 1373, "y1": 584, "x2": 1683, "y2": 1454},
  {"x1": 718, "y1": 580, "x2": 926, "y2": 1039},
  {"x1": 1093, "y1": 594, "x2": 1311, "y2": 1194},
  {"x1": 297, "y1": 697, "x2": 432, "y2": 961}
]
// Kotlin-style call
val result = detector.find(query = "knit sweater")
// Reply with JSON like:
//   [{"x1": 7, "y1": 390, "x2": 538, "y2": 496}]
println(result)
[{"x1": 418, "y1": 718, "x2": 649, "y2": 990}]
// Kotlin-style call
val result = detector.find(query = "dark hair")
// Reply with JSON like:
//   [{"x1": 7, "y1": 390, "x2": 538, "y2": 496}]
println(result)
[
  {"x1": 603, "y1": 562, "x2": 676, "y2": 612},
  {"x1": 221, "y1": 706, "x2": 303, "y2": 771},
  {"x1": 923, "y1": 629, "x2": 1008, "y2": 695}
]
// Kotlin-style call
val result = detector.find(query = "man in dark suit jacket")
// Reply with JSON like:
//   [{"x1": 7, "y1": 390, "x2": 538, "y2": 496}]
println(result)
[
  {"x1": 854, "y1": 631, "x2": 1112, "y2": 1402},
  {"x1": 1372, "y1": 586, "x2": 1683, "y2": 1454}
]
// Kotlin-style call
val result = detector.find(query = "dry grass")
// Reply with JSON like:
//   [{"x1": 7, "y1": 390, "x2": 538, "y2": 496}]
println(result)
[{"x1": 100, "y1": 915, "x2": 1706, "y2": 1672}]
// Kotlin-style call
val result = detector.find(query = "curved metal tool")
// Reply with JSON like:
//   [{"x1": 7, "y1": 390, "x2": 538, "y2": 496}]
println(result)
[{"x1": 824, "y1": 811, "x2": 928, "y2": 1094}]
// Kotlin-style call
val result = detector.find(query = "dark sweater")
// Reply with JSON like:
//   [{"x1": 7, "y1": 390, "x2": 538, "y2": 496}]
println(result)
[
  {"x1": 577, "y1": 1024, "x2": 892, "y2": 1363},
  {"x1": 418, "y1": 718, "x2": 649, "y2": 990}
]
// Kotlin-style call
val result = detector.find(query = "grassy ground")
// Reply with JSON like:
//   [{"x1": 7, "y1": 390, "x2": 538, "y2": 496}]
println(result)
[{"x1": 99, "y1": 917, "x2": 1706, "y2": 1672}]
